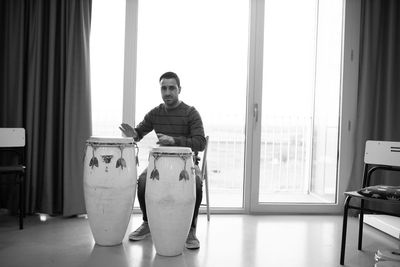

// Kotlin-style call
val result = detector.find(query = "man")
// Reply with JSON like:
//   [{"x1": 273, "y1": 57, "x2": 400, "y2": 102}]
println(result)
[{"x1": 119, "y1": 71, "x2": 206, "y2": 249}]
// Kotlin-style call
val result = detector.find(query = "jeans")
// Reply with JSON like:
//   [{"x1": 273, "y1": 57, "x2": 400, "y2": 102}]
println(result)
[{"x1": 137, "y1": 165, "x2": 203, "y2": 229}]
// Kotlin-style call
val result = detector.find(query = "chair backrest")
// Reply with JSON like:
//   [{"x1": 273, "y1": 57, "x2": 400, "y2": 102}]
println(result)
[
  {"x1": 0, "y1": 128, "x2": 25, "y2": 148},
  {"x1": 201, "y1": 136, "x2": 209, "y2": 179},
  {"x1": 364, "y1": 140, "x2": 400, "y2": 167}
]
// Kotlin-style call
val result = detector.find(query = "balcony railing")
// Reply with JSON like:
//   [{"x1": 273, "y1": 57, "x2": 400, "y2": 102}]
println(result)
[{"x1": 93, "y1": 114, "x2": 337, "y2": 205}]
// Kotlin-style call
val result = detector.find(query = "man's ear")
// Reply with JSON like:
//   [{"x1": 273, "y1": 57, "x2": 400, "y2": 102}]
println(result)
[{"x1": 178, "y1": 87, "x2": 182, "y2": 94}]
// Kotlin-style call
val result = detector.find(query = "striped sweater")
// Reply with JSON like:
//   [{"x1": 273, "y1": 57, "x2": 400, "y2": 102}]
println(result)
[{"x1": 134, "y1": 102, "x2": 206, "y2": 152}]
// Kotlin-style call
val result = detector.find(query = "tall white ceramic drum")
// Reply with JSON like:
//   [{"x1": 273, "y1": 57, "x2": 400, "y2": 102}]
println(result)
[
  {"x1": 83, "y1": 137, "x2": 137, "y2": 246},
  {"x1": 145, "y1": 146, "x2": 196, "y2": 256}
]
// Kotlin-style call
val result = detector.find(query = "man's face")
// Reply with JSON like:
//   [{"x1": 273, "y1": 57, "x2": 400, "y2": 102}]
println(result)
[{"x1": 160, "y1": 78, "x2": 181, "y2": 108}]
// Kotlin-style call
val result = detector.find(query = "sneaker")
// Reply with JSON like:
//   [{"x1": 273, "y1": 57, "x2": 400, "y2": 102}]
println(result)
[
  {"x1": 185, "y1": 227, "x2": 200, "y2": 249},
  {"x1": 129, "y1": 221, "x2": 151, "y2": 241}
]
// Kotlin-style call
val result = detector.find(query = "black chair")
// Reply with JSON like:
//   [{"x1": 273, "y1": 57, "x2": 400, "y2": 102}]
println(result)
[
  {"x1": 340, "y1": 140, "x2": 400, "y2": 265},
  {"x1": 0, "y1": 128, "x2": 26, "y2": 229}
]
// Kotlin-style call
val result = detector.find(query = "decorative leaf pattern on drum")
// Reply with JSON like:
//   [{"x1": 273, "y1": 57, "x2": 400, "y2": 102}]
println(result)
[
  {"x1": 116, "y1": 146, "x2": 127, "y2": 170},
  {"x1": 149, "y1": 152, "x2": 193, "y2": 181},
  {"x1": 89, "y1": 146, "x2": 99, "y2": 169},
  {"x1": 179, "y1": 170, "x2": 189, "y2": 181},
  {"x1": 150, "y1": 168, "x2": 160, "y2": 180},
  {"x1": 89, "y1": 157, "x2": 99, "y2": 168},
  {"x1": 179, "y1": 154, "x2": 190, "y2": 181},
  {"x1": 116, "y1": 158, "x2": 127, "y2": 169},
  {"x1": 150, "y1": 154, "x2": 160, "y2": 180}
]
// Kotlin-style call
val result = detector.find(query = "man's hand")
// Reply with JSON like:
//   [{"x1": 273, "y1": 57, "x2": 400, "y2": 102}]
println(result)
[
  {"x1": 119, "y1": 123, "x2": 138, "y2": 139},
  {"x1": 156, "y1": 133, "x2": 175, "y2": 146}
]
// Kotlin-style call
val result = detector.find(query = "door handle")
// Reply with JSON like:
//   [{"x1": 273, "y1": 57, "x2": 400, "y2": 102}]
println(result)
[{"x1": 253, "y1": 103, "x2": 258, "y2": 123}]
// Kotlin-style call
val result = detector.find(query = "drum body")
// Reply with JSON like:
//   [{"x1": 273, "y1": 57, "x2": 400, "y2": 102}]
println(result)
[
  {"x1": 83, "y1": 137, "x2": 137, "y2": 246},
  {"x1": 145, "y1": 146, "x2": 196, "y2": 256}
]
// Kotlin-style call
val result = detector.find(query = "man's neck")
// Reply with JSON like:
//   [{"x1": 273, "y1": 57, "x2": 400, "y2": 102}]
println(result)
[{"x1": 164, "y1": 100, "x2": 182, "y2": 110}]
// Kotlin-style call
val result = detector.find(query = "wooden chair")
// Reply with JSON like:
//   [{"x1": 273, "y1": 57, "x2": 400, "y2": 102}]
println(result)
[
  {"x1": 340, "y1": 140, "x2": 400, "y2": 265},
  {"x1": 0, "y1": 128, "x2": 26, "y2": 229},
  {"x1": 200, "y1": 136, "x2": 210, "y2": 221}
]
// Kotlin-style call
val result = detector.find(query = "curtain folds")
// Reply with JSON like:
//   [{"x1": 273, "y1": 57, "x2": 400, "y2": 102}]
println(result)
[
  {"x1": 348, "y1": 0, "x2": 400, "y2": 213},
  {"x1": 0, "y1": 0, "x2": 92, "y2": 216}
]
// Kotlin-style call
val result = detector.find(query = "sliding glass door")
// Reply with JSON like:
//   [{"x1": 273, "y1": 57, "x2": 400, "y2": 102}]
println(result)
[{"x1": 250, "y1": 0, "x2": 344, "y2": 212}]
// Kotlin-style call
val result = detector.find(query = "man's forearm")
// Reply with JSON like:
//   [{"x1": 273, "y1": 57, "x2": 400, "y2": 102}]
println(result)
[{"x1": 173, "y1": 135, "x2": 206, "y2": 152}]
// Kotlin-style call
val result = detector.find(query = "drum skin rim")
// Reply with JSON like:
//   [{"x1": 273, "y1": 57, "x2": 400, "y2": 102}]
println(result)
[
  {"x1": 150, "y1": 146, "x2": 192, "y2": 154},
  {"x1": 87, "y1": 136, "x2": 136, "y2": 145}
]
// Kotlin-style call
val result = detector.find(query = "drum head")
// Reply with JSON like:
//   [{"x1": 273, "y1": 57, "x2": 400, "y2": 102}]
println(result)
[
  {"x1": 151, "y1": 146, "x2": 192, "y2": 154},
  {"x1": 87, "y1": 136, "x2": 135, "y2": 145}
]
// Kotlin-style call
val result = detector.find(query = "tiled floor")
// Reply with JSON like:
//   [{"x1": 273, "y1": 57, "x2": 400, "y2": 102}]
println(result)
[{"x1": 0, "y1": 213, "x2": 399, "y2": 267}]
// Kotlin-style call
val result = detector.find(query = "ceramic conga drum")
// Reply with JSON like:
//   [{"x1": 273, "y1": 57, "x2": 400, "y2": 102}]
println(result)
[
  {"x1": 83, "y1": 137, "x2": 137, "y2": 246},
  {"x1": 145, "y1": 146, "x2": 196, "y2": 256}
]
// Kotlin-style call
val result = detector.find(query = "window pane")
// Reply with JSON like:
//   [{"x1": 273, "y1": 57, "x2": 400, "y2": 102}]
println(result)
[
  {"x1": 136, "y1": 0, "x2": 249, "y2": 208},
  {"x1": 90, "y1": 0, "x2": 126, "y2": 136},
  {"x1": 310, "y1": 0, "x2": 343, "y2": 202}
]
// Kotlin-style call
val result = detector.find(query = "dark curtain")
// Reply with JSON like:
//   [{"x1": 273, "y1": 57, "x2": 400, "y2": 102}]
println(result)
[
  {"x1": 0, "y1": 0, "x2": 92, "y2": 216},
  {"x1": 348, "y1": 0, "x2": 400, "y2": 213}
]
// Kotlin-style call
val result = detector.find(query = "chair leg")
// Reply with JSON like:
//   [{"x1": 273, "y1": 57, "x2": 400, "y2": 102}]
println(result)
[
  {"x1": 206, "y1": 177, "x2": 210, "y2": 221},
  {"x1": 204, "y1": 166, "x2": 210, "y2": 221},
  {"x1": 358, "y1": 199, "x2": 364, "y2": 250},
  {"x1": 340, "y1": 196, "x2": 351, "y2": 265},
  {"x1": 19, "y1": 173, "x2": 24, "y2": 230}
]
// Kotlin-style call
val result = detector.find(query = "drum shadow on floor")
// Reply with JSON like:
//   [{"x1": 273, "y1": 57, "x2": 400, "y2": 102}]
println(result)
[
  {"x1": 152, "y1": 254, "x2": 187, "y2": 267},
  {"x1": 84, "y1": 244, "x2": 129, "y2": 267}
]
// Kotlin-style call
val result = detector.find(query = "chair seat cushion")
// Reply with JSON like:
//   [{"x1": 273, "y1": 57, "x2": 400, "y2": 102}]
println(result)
[{"x1": 358, "y1": 185, "x2": 400, "y2": 201}]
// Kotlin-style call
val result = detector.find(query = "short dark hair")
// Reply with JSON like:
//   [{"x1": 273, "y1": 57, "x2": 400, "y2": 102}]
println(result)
[{"x1": 159, "y1": 72, "x2": 181, "y2": 88}]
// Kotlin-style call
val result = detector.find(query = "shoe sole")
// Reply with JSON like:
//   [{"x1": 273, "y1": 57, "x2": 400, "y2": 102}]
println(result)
[
  {"x1": 129, "y1": 232, "x2": 151, "y2": 241},
  {"x1": 185, "y1": 243, "x2": 200, "y2": 250}
]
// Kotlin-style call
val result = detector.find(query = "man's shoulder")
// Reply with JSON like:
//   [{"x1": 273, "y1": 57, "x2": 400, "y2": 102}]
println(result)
[
  {"x1": 179, "y1": 102, "x2": 197, "y2": 113},
  {"x1": 179, "y1": 102, "x2": 202, "y2": 119}
]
